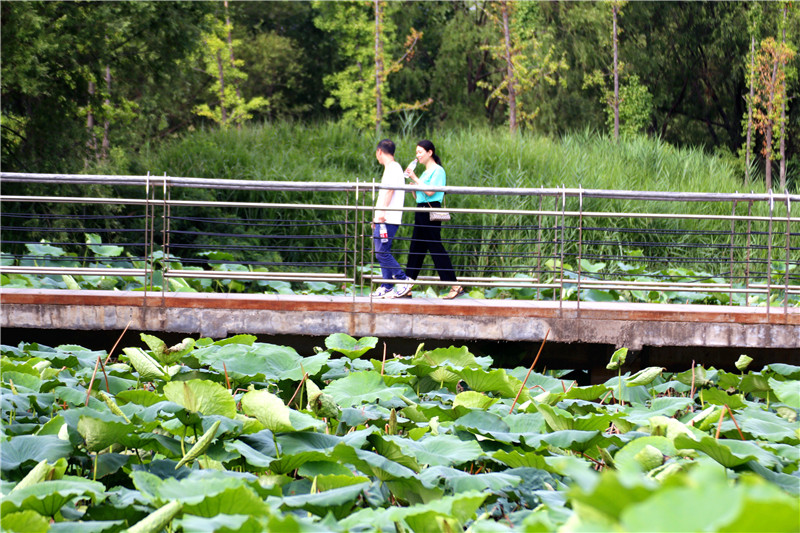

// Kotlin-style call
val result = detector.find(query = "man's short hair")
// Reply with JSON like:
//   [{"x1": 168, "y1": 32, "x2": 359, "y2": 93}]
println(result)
[{"x1": 376, "y1": 139, "x2": 395, "y2": 156}]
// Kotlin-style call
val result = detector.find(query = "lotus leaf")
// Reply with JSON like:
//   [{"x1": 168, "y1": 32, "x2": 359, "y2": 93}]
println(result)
[
  {"x1": 0, "y1": 477, "x2": 106, "y2": 517},
  {"x1": 766, "y1": 363, "x2": 800, "y2": 379},
  {"x1": 410, "y1": 345, "x2": 481, "y2": 371},
  {"x1": 453, "y1": 390, "x2": 498, "y2": 409},
  {"x1": 174, "y1": 514, "x2": 263, "y2": 533},
  {"x1": 730, "y1": 406, "x2": 800, "y2": 443},
  {"x1": 460, "y1": 367, "x2": 530, "y2": 401},
  {"x1": 626, "y1": 366, "x2": 665, "y2": 387},
  {"x1": 385, "y1": 434, "x2": 484, "y2": 467},
  {"x1": 768, "y1": 377, "x2": 800, "y2": 409},
  {"x1": 280, "y1": 481, "x2": 370, "y2": 518},
  {"x1": 331, "y1": 443, "x2": 417, "y2": 481},
  {"x1": 240, "y1": 389, "x2": 294, "y2": 432},
  {"x1": 212, "y1": 334, "x2": 257, "y2": 346},
  {"x1": 0, "y1": 435, "x2": 73, "y2": 472},
  {"x1": 702, "y1": 387, "x2": 747, "y2": 409},
  {"x1": 115, "y1": 390, "x2": 167, "y2": 407},
  {"x1": 224, "y1": 439, "x2": 274, "y2": 468},
  {"x1": 368, "y1": 434, "x2": 422, "y2": 473},
  {"x1": 25, "y1": 242, "x2": 66, "y2": 256},
  {"x1": 420, "y1": 466, "x2": 522, "y2": 493},
  {"x1": 164, "y1": 379, "x2": 236, "y2": 418},
  {"x1": 619, "y1": 396, "x2": 694, "y2": 426},
  {"x1": 122, "y1": 347, "x2": 168, "y2": 381},
  {"x1": 606, "y1": 347, "x2": 628, "y2": 370},
  {"x1": 568, "y1": 468, "x2": 656, "y2": 524},
  {"x1": 490, "y1": 449, "x2": 549, "y2": 469},
  {"x1": 0, "y1": 510, "x2": 50, "y2": 533},
  {"x1": 339, "y1": 490, "x2": 487, "y2": 530},
  {"x1": 673, "y1": 434, "x2": 759, "y2": 468},
  {"x1": 541, "y1": 430, "x2": 605, "y2": 452},
  {"x1": 323, "y1": 370, "x2": 410, "y2": 407},
  {"x1": 86, "y1": 233, "x2": 125, "y2": 257},
  {"x1": 619, "y1": 481, "x2": 741, "y2": 532},
  {"x1": 194, "y1": 343, "x2": 329, "y2": 382},
  {"x1": 77, "y1": 416, "x2": 138, "y2": 452},
  {"x1": 324, "y1": 333, "x2": 378, "y2": 359}
]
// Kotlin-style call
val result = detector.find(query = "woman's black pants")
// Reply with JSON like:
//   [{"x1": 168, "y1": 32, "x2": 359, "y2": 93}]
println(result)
[{"x1": 405, "y1": 202, "x2": 457, "y2": 282}]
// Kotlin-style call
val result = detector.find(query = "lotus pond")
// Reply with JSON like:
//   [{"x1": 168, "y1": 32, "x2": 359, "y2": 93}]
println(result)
[{"x1": 1, "y1": 333, "x2": 799, "y2": 532}]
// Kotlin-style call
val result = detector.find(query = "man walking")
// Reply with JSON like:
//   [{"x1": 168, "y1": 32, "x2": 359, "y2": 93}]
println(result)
[{"x1": 372, "y1": 139, "x2": 413, "y2": 298}]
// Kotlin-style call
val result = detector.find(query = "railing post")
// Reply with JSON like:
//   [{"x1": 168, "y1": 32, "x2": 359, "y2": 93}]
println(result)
[
  {"x1": 552, "y1": 193, "x2": 559, "y2": 303},
  {"x1": 729, "y1": 196, "x2": 737, "y2": 306},
  {"x1": 536, "y1": 192, "x2": 543, "y2": 301},
  {"x1": 161, "y1": 173, "x2": 168, "y2": 301},
  {"x1": 577, "y1": 185, "x2": 583, "y2": 315},
  {"x1": 784, "y1": 191, "x2": 792, "y2": 315},
  {"x1": 355, "y1": 179, "x2": 362, "y2": 299},
  {"x1": 559, "y1": 185, "x2": 566, "y2": 311},
  {"x1": 745, "y1": 195, "x2": 754, "y2": 306},
  {"x1": 345, "y1": 180, "x2": 351, "y2": 303},
  {"x1": 144, "y1": 171, "x2": 150, "y2": 309},
  {"x1": 767, "y1": 189, "x2": 774, "y2": 318}
]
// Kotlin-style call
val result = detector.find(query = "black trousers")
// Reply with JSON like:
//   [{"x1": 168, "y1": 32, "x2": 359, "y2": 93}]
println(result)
[{"x1": 405, "y1": 201, "x2": 457, "y2": 282}]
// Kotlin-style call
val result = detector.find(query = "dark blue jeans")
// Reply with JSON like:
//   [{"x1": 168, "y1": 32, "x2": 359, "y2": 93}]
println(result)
[{"x1": 373, "y1": 223, "x2": 406, "y2": 288}]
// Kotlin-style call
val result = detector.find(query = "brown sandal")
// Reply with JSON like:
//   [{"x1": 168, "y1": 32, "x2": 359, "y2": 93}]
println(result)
[{"x1": 444, "y1": 285, "x2": 464, "y2": 299}]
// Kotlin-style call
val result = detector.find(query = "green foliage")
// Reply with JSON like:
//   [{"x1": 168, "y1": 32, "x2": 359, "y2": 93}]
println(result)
[
  {"x1": 193, "y1": 13, "x2": 269, "y2": 128},
  {"x1": 478, "y1": 1, "x2": 568, "y2": 130},
  {"x1": 313, "y1": 1, "x2": 378, "y2": 130},
  {"x1": 1, "y1": 335, "x2": 799, "y2": 530}
]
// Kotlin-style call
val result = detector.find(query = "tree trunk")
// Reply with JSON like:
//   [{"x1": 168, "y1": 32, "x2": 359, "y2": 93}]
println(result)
[
  {"x1": 101, "y1": 65, "x2": 111, "y2": 161},
  {"x1": 216, "y1": 49, "x2": 227, "y2": 126},
  {"x1": 765, "y1": 52, "x2": 779, "y2": 191},
  {"x1": 374, "y1": 0, "x2": 383, "y2": 134},
  {"x1": 778, "y1": 4, "x2": 787, "y2": 190},
  {"x1": 612, "y1": 3, "x2": 620, "y2": 141},
  {"x1": 745, "y1": 35, "x2": 755, "y2": 185},
  {"x1": 86, "y1": 81, "x2": 97, "y2": 163},
  {"x1": 223, "y1": 1, "x2": 242, "y2": 100},
  {"x1": 501, "y1": 1, "x2": 517, "y2": 134}
]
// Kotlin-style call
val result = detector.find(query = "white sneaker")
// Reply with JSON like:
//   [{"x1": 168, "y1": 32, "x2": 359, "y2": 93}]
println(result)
[
  {"x1": 372, "y1": 286, "x2": 392, "y2": 298},
  {"x1": 389, "y1": 282, "x2": 413, "y2": 298}
]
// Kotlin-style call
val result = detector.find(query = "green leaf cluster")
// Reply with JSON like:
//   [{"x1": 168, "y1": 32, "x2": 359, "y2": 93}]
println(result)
[{"x1": 2, "y1": 333, "x2": 799, "y2": 531}]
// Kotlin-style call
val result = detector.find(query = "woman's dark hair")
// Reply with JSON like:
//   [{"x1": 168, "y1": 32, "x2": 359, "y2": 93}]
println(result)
[{"x1": 417, "y1": 139, "x2": 442, "y2": 166}]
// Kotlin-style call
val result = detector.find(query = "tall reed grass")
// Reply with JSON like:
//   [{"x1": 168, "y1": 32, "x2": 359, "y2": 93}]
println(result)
[{"x1": 129, "y1": 122, "x2": 789, "y2": 280}]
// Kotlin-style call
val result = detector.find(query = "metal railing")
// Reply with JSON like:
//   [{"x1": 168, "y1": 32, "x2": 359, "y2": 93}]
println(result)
[{"x1": 1, "y1": 172, "x2": 798, "y2": 313}]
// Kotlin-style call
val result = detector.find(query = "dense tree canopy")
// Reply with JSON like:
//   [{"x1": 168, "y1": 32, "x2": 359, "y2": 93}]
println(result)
[{"x1": 1, "y1": 1, "x2": 797, "y2": 189}]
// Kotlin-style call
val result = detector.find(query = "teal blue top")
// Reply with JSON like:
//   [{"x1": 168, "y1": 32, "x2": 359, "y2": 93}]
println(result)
[{"x1": 415, "y1": 164, "x2": 446, "y2": 204}]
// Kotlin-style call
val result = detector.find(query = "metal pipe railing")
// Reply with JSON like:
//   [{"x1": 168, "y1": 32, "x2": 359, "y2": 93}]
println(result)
[{"x1": 1, "y1": 172, "x2": 797, "y2": 311}]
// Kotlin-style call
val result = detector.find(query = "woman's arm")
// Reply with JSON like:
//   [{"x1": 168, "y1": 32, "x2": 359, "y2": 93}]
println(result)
[{"x1": 408, "y1": 169, "x2": 439, "y2": 197}]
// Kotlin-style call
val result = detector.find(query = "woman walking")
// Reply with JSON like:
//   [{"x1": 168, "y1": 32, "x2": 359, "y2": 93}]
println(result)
[{"x1": 403, "y1": 139, "x2": 463, "y2": 299}]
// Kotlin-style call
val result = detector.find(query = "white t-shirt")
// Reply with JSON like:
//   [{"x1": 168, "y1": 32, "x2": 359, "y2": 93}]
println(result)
[{"x1": 375, "y1": 161, "x2": 405, "y2": 225}]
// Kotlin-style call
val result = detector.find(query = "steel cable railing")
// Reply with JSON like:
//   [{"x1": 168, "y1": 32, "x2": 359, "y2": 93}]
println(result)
[{"x1": 1, "y1": 172, "x2": 798, "y2": 310}]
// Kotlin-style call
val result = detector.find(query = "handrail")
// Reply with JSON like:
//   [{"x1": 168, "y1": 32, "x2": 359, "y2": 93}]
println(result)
[{"x1": 2, "y1": 171, "x2": 798, "y2": 202}]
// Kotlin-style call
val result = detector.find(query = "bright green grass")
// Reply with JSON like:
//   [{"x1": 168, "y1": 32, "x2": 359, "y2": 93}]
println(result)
[{"x1": 142, "y1": 122, "x2": 745, "y2": 192}]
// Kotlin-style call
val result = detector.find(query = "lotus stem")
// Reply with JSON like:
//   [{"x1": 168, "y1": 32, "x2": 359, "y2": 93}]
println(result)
[
  {"x1": 104, "y1": 318, "x2": 132, "y2": 365},
  {"x1": 714, "y1": 405, "x2": 726, "y2": 440},
  {"x1": 509, "y1": 328, "x2": 549, "y2": 414},
  {"x1": 725, "y1": 404, "x2": 746, "y2": 441}
]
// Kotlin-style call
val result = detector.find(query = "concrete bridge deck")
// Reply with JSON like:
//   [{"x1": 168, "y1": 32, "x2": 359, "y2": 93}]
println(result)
[{"x1": 2, "y1": 289, "x2": 798, "y2": 373}]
